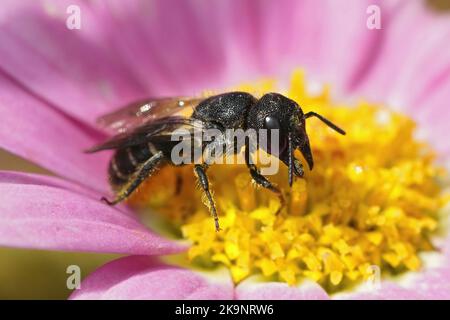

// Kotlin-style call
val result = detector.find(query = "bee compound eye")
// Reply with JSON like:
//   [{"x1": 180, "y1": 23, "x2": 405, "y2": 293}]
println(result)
[{"x1": 264, "y1": 116, "x2": 280, "y2": 130}]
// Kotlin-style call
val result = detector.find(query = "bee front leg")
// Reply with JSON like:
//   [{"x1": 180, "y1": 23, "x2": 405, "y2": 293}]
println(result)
[
  {"x1": 245, "y1": 145, "x2": 285, "y2": 214},
  {"x1": 194, "y1": 164, "x2": 221, "y2": 232}
]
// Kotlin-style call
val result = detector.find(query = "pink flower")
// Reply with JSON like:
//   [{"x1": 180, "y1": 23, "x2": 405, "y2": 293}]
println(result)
[{"x1": 0, "y1": 0, "x2": 449, "y2": 299}]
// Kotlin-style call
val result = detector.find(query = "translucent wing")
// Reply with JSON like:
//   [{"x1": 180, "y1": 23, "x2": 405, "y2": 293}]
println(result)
[
  {"x1": 86, "y1": 116, "x2": 205, "y2": 153},
  {"x1": 96, "y1": 96, "x2": 204, "y2": 134}
]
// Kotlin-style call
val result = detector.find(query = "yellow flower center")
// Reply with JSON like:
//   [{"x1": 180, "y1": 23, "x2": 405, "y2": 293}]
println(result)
[{"x1": 128, "y1": 70, "x2": 447, "y2": 292}]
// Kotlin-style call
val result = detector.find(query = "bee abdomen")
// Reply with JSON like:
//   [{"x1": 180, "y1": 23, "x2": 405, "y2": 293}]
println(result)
[{"x1": 108, "y1": 142, "x2": 157, "y2": 187}]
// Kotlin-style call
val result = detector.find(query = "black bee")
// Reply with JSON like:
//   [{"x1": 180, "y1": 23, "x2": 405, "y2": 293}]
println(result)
[{"x1": 87, "y1": 92, "x2": 345, "y2": 231}]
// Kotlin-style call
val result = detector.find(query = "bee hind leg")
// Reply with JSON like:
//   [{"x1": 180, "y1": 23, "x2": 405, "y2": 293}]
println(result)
[
  {"x1": 102, "y1": 151, "x2": 164, "y2": 206},
  {"x1": 194, "y1": 164, "x2": 221, "y2": 232}
]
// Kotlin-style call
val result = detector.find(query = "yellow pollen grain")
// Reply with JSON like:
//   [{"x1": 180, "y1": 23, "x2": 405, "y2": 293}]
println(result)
[{"x1": 128, "y1": 70, "x2": 448, "y2": 292}]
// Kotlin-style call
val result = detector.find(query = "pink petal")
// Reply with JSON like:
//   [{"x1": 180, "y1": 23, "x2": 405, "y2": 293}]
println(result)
[
  {"x1": 352, "y1": 1, "x2": 450, "y2": 157},
  {"x1": 412, "y1": 76, "x2": 450, "y2": 158},
  {"x1": 282, "y1": 0, "x2": 397, "y2": 95},
  {"x1": 235, "y1": 278, "x2": 329, "y2": 300},
  {"x1": 0, "y1": 0, "x2": 230, "y2": 125},
  {"x1": 409, "y1": 234, "x2": 450, "y2": 299},
  {"x1": 0, "y1": 170, "x2": 98, "y2": 200},
  {"x1": 355, "y1": 0, "x2": 450, "y2": 104},
  {"x1": 70, "y1": 256, "x2": 234, "y2": 300},
  {"x1": 90, "y1": 0, "x2": 228, "y2": 96},
  {"x1": 0, "y1": 71, "x2": 110, "y2": 192},
  {"x1": 335, "y1": 282, "x2": 425, "y2": 300},
  {"x1": 0, "y1": 170, "x2": 137, "y2": 218},
  {"x1": 205, "y1": 0, "x2": 393, "y2": 94},
  {"x1": 335, "y1": 266, "x2": 450, "y2": 300},
  {"x1": 0, "y1": 176, "x2": 185, "y2": 255},
  {"x1": 0, "y1": 0, "x2": 151, "y2": 125},
  {"x1": 402, "y1": 266, "x2": 450, "y2": 300}
]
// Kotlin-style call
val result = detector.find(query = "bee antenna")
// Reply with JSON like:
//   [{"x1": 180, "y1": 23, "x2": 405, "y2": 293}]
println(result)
[{"x1": 303, "y1": 112, "x2": 346, "y2": 135}]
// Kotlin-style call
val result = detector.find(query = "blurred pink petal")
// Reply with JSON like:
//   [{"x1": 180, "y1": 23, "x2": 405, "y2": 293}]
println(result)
[
  {"x1": 412, "y1": 77, "x2": 450, "y2": 158},
  {"x1": 281, "y1": 0, "x2": 396, "y2": 95},
  {"x1": 395, "y1": 268, "x2": 450, "y2": 300},
  {"x1": 70, "y1": 256, "x2": 234, "y2": 300},
  {"x1": 353, "y1": 1, "x2": 450, "y2": 156},
  {"x1": 72, "y1": 255, "x2": 331, "y2": 300},
  {"x1": 0, "y1": 0, "x2": 152, "y2": 125},
  {"x1": 0, "y1": 0, "x2": 231, "y2": 125},
  {"x1": 235, "y1": 279, "x2": 329, "y2": 300},
  {"x1": 0, "y1": 72, "x2": 110, "y2": 192},
  {"x1": 394, "y1": 233, "x2": 450, "y2": 299},
  {"x1": 355, "y1": 1, "x2": 450, "y2": 103},
  {"x1": 190, "y1": 0, "x2": 394, "y2": 93},
  {"x1": 0, "y1": 174, "x2": 185, "y2": 255},
  {"x1": 91, "y1": 0, "x2": 228, "y2": 95},
  {"x1": 336, "y1": 267, "x2": 450, "y2": 300}
]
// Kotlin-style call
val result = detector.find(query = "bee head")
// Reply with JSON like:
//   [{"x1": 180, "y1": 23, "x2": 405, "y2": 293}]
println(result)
[{"x1": 247, "y1": 92, "x2": 346, "y2": 186}]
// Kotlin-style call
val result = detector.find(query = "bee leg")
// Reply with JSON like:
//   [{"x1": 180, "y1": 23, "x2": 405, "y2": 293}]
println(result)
[
  {"x1": 245, "y1": 146, "x2": 285, "y2": 214},
  {"x1": 247, "y1": 164, "x2": 286, "y2": 214},
  {"x1": 102, "y1": 151, "x2": 164, "y2": 205},
  {"x1": 194, "y1": 164, "x2": 221, "y2": 231}
]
